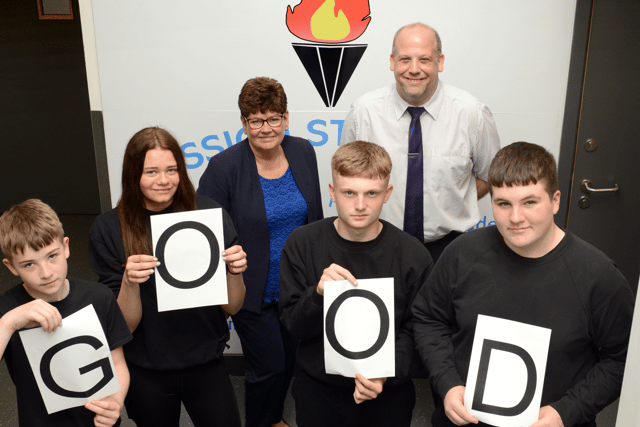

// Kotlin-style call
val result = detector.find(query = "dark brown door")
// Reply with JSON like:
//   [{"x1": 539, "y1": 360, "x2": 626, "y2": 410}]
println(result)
[{"x1": 559, "y1": 0, "x2": 640, "y2": 290}]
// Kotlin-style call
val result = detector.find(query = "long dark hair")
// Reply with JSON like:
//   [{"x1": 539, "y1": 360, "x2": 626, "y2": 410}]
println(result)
[{"x1": 116, "y1": 126, "x2": 196, "y2": 257}]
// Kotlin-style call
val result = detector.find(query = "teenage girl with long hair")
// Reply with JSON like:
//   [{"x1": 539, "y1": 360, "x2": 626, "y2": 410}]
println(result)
[{"x1": 89, "y1": 126, "x2": 245, "y2": 427}]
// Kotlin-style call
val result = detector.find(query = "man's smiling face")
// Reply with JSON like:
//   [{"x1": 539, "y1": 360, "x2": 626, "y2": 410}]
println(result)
[{"x1": 390, "y1": 25, "x2": 444, "y2": 106}]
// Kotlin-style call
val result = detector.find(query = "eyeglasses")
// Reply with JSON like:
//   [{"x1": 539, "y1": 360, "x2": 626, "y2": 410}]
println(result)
[{"x1": 244, "y1": 114, "x2": 284, "y2": 130}]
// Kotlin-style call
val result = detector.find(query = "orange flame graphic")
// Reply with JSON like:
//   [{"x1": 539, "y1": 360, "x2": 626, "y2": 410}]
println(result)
[{"x1": 286, "y1": 0, "x2": 371, "y2": 43}]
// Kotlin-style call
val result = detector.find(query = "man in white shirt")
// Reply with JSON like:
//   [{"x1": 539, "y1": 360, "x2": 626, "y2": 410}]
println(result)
[{"x1": 341, "y1": 23, "x2": 500, "y2": 262}]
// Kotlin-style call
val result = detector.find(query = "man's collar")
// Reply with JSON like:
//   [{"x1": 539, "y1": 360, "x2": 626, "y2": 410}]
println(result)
[{"x1": 392, "y1": 81, "x2": 445, "y2": 121}]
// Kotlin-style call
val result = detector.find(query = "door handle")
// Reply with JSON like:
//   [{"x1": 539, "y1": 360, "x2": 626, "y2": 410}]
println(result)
[{"x1": 581, "y1": 179, "x2": 619, "y2": 193}]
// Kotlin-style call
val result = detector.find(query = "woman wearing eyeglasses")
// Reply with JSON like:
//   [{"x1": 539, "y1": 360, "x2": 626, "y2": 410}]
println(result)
[{"x1": 197, "y1": 77, "x2": 323, "y2": 427}]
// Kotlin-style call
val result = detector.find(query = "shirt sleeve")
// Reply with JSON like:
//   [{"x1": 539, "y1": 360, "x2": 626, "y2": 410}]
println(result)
[
  {"x1": 412, "y1": 257, "x2": 465, "y2": 399},
  {"x1": 194, "y1": 195, "x2": 239, "y2": 258},
  {"x1": 197, "y1": 156, "x2": 232, "y2": 214},
  {"x1": 340, "y1": 101, "x2": 360, "y2": 145},
  {"x1": 278, "y1": 231, "x2": 324, "y2": 341},
  {"x1": 388, "y1": 252, "x2": 433, "y2": 386},
  {"x1": 305, "y1": 141, "x2": 325, "y2": 222},
  {"x1": 221, "y1": 207, "x2": 239, "y2": 249},
  {"x1": 88, "y1": 216, "x2": 126, "y2": 297},
  {"x1": 549, "y1": 272, "x2": 633, "y2": 426},
  {"x1": 101, "y1": 287, "x2": 133, "y2": 350},
  {"x1": 471, "y1": 104, "x2": 500, "y2": 181}
]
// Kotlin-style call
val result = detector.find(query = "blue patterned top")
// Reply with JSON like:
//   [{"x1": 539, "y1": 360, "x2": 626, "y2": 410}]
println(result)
[{"x1": 259, "y1": 167, "x2": 308, "y2": 303}]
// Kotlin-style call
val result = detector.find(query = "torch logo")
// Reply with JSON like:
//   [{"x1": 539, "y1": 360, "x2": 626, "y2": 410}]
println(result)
[{"x1": 286, "y1": 0, "x2": 371, "y2": 107}]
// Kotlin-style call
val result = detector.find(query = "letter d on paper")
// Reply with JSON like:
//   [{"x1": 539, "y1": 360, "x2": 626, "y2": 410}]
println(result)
[{"x1": 472, "y1": 339, "x2": 536, "y2": 416}]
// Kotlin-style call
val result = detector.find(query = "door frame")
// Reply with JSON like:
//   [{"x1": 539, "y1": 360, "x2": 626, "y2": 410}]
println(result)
[{"x1": 556, "y1": 0, "x2": 592, "y2": 228}]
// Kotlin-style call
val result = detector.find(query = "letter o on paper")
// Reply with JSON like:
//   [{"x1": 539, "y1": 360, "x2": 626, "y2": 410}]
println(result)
[
  {"x1": 325, "y1": 289, "x2": 390, "y2": 360},
  {"x1": 155, "y1": 221, "x2": 219, "y2": 289},
  {"x1": 40, "y1": 335, "x2": 114, "y2": 398}
]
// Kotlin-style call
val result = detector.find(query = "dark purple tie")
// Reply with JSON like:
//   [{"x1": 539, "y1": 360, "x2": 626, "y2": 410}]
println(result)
[{"x1": 403, "y1": 106, "x2": 425, "y2": 242}]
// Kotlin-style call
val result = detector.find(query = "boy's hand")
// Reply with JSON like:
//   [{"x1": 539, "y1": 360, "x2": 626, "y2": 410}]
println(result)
[
  {"x1": 123, "y1": 254, "x2": 159, "y2": 287},
  {"x1": 222, "y1": 245, "x2": 247, "y2": 275},
  {"x1": 529, "y1": 406, "x2": 564, "y2": 427},
  {"x1": 6, "y1": 300, "x2": 62, "y2": 333},
  {"x1": 444, "y1": 385, "x2": 479, "y2": 425},
  {"x1": 353, "y1": 373, "x2": 386, "y2": 404},
  {"x1": 85, "y1": 396, "x2": 122, "y2": 427},
  {"x1": 317, "y1": 263, "x2": 357, "y2": 296}
]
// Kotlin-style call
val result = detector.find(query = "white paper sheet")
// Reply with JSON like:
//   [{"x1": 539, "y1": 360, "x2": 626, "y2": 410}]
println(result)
[
  {"x1": 464, "y1": 315, "x2": 551, "y2": 427},
  {"x1": 323, "y1": 278, "x2": 394, "y2": 378},
  {"x1": 151, "y1": 208, "x2": 227, "y2": 312},
  {"x1": 19, "y1": 305, "x2": 121, "y2": 414}
]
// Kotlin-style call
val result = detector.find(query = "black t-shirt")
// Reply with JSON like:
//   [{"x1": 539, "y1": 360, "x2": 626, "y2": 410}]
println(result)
[
  {"x1": 88, "y1": 195, "x2": 239, "y2": 370},
  {"x1": 0, "y1": 278, "x2": 132, "y2": 427},
  {"x1": 412, "y1": 227, "x2": 634, "y2": 427},
  {"x1": 279, "y1": 217, "x2": 433, "y2": 388}
]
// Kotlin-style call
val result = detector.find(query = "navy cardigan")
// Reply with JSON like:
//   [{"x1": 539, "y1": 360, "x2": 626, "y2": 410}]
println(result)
[{"x1": 197, "y1": 135, "x2": 324, "y2": 313}]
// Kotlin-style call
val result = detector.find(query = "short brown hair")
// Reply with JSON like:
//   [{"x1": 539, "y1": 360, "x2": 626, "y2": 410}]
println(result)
[
  {"x1": 238, "y1": 77, "x2": 287, "y2": 118},
  {"x1": 0, "y1": 199, "x2": 64, "y2": 261},
  {"x1": 331, "y1": 141, "x2": 392, "y2": 180},
  {"x1": 117, "y1": 126, "x2": 196, "y2": 257},
  {"x1": 488, "y1": 141, "x2": 558, "y2": 197}
]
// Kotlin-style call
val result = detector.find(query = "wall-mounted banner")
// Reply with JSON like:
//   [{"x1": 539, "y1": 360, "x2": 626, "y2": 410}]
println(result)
[
  {"x1": 464, "y1": 315, "x2": 551, "y2": 427},
  {"x1": 19, "y1": 305, "x2": 121, "y2": 414},
  {"x1": 151, "y1": 208, "x2": 227, "y2": 312},
  {"x1": 323, "y1": 278, "x2": 394, "y2": 378}
]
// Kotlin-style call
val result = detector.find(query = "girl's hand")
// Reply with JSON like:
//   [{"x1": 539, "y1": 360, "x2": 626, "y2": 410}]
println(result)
[{"x1": 222, "y1": 245, "x2": 247, "y2": 275}]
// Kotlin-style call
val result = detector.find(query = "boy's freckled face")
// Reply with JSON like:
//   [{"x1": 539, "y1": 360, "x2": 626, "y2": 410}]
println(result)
[{"x1": 2, "y1": 237, "x2": 70, "y2": 302}]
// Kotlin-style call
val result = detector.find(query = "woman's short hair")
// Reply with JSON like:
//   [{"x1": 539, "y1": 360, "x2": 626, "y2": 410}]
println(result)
[{"x1": 238, "y1": 77, "x2": 287, "y2": 117}]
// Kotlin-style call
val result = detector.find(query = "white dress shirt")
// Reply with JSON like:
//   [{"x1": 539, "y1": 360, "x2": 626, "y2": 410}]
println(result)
[{"x1": 341, "y1": 81, "x2": 500, "y2": 242}]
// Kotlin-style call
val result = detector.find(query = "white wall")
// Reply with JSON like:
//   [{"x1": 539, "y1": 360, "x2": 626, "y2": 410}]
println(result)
[
  {"x1": 84, "y1": 0, "x2": 576, "y2": 217},
  {"x1": 78, "y1": 0, "x2": 101, "y2": 110},
  {"x1": 615, "y1": 275, "x2": 640, "y2": 427}
]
